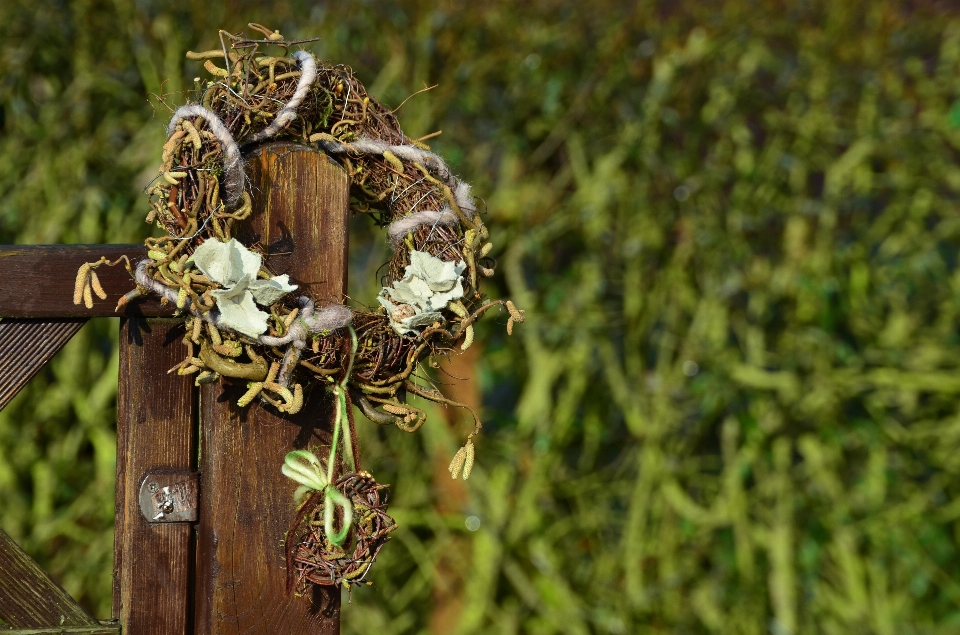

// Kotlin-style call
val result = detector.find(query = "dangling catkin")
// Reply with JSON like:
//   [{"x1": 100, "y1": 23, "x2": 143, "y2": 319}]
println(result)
[{"x1": 448, "y1": 445, "x2": 467, "y2": 479}]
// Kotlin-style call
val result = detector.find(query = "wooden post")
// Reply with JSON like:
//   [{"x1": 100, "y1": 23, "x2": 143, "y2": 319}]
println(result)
[
  {"x1": 193, "y1": 144, "x2": 349, "y2": 635},
  {"x1": 114, "y1": 318, "x2": 197, "y2": 635}
]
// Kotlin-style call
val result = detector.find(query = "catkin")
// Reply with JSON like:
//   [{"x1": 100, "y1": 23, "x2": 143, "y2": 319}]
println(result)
[
  {"x1": 448, "y1": 446, "x2": 467, "y2": 479},
  {"x1": 83, "y1": 282, "x2": 93, "y2": 309},
  {"x1": 285, "y1": 384, "x2": 304, "y2": 415},
  {"x1": 203, "y1": 59, "x2": 229, "y2": 77},
  {"x1": 194, "y1": 371, "x2": 218, "y2": 385},
  {"x1": 181, "y1": 119, "x2": 203, "y2": 150},
  {"x1": 238, "y1": 382, "x2": 263, "y2": 407},
  {"x1": 191, "y1": 317, "x2": 203, "y2": 343},
  {"x1": 506, "y1": 300, "x2": 524, "y2": 322},
  {"x1": 73, "y1": 264, "x2": 90, "y2": 305},
  {"x1": 462, "y1": 441, "x2": 475, "y2": 480},
  {"x1": 90, "y1": 271, "x2": 107, "y2": 300},
  {"x1": 461, "y1": 324, "x2": 475, "y2": 351},
  {"x1": 382, "y1": 150, "x2": 405, "y2": 172}
]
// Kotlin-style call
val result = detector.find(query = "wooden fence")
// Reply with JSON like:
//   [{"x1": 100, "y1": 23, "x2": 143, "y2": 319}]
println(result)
[{"x1": 0, "y1": 144, "x2": 347, "y2": 634}]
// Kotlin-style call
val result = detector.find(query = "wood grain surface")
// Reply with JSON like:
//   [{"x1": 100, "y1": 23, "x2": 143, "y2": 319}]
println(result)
[
  {"x1": 0, "y1": 625, "x2": 119, "y2": 634},
  {"x1": 0, "y1": 318, "x2": 86, "y2": 413},
  {"x1": 0, "y1": 245, "x2": 174, "y2": 318},
  {"x1": 114, "y1": 318, "x2": 196, "y2": 635},
  {"x1": 0, "y1": 529, "x2": 98, "y2": 628},
  {"x1": 194, "y1": 144, "x2": 349, "y2": 635}
]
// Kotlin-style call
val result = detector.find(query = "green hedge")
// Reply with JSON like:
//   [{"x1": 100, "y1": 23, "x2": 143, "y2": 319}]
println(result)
[{"x1": 3, "y1": 1, "x2": 960, "y2": 633}]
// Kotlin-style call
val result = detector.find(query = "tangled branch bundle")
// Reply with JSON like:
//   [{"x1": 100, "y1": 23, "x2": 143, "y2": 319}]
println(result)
[
  {"x1": 74, "y1": 24, "x2": 524, "y2": 592},
  {"x1": 288, "y1": 471, "x2": 397, "y2": 592}
]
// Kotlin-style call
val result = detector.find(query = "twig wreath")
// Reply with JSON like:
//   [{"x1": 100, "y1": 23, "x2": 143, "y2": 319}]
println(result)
[{"x1": 73, "y1": 24, "x2": 524, "y2": 594}]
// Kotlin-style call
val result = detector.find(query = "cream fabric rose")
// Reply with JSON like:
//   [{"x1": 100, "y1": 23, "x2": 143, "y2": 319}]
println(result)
[
  {"x1": 377, "y1": 250, "x2": 466, "y2": 335},
  {"x1": 192, "y1": 238, "x2": 298, "y2": 338}
]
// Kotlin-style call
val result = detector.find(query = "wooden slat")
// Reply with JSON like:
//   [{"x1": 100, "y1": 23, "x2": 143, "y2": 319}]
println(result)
[
  {"x1": 0, "y1": 319, "x2": 86, "y2": 412},
  {"x1": 114, "y1": 318, "x2": 196, "y2": 635},
  {"x1": 2, "y1": 625, "x2": 119, "y2": 634},
  {"x1": 195, "y1": 144, "x2": 347, "y2": 634},
  {"x1": 0, "y1": 529, "x2": 98, "y2": 628},
  {"x1": 0, "y1": 245, "x2": 174, "y2": 318}
]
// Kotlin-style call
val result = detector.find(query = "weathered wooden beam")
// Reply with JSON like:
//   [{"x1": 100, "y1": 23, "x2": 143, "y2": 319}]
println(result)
[
  {"x1": 0, "y1": 529, "x2": 99, "y2": 629},
  {"x1": 194, "y1": 144, "x2": 348, "y2": 634},
  {"x1": 0, "y1": 245, "x2": 174, "y2": 318},
  {"x1": 2, "y1": 624, "x2": 119, "y2": 634},
  {"x1": 0, "y1": 318, "x2": 86, "y2": 412},
  {"x1": 114, "y1": 318, "x2": 196, "y2": 635}
]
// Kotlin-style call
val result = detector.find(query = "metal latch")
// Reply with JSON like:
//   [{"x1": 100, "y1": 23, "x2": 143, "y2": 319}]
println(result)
[{"x1": 138, "y1": 469, "x2": 199, "y2": 523}]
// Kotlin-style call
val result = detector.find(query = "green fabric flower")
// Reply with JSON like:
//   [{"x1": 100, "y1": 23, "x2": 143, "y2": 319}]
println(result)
[
  {"x1": 192, "y1": 238, "x2": 297, "y2": 338},
  {"x1": 378, "y1": 250, "x2": 466, "y2": 335}
]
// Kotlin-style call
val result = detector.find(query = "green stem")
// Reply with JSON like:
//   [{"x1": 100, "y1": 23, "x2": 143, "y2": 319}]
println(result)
[
  {"x1": 322, "y1": 325, "x2": 360, "y2": 539},
  {"x1": 342, "y1": 325, "x2": 358, "y2": 383},
  {"x1": 338, "y1": 387, "x2": 356, "y2": 472},
  {"x1": 323, "y1": 483, "x2": 353, "y2": 546},
  {"x1": 325, "y1": 325, "x2": 359, "y2": 485},
  {"x1": 326, "y1": 397, "x2": 341, "y2": 485}
]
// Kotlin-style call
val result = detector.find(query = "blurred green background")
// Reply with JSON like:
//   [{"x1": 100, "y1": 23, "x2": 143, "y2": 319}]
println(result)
[{"x1": 5, "y1": 0, "x2": 960, "y2": 633}]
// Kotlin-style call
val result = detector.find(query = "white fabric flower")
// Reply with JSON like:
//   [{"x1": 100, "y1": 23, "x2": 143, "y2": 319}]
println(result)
[
  {"x1": 378, "y1": 250, "x2": 466, "y2": 335},
  {"x1": 192, "y1": 238, "x2": 298, "y2": 338}
]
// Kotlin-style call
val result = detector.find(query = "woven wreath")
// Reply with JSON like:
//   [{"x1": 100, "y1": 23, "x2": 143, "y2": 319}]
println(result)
[
  {"x1": 285, "y1": 469, "x2": 396, "y2": 594},
  {"x1": 72, "y1": 24, "x2": 523, "y2": 591}
]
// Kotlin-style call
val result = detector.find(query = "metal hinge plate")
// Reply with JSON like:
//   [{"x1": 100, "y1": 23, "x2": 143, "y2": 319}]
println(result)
[{"x1": 138, "y1": 469, "x2": 199, "y2": 523}]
